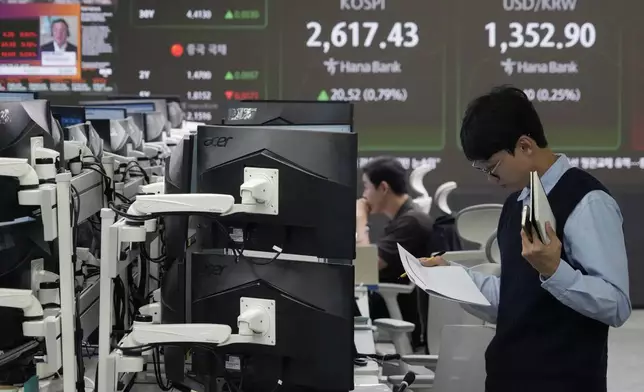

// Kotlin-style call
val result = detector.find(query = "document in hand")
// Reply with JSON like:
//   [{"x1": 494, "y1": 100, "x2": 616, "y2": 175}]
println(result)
[
  {"x1": 397, "y1": 243, "x2": 491, "y2": 307},
  {"x1": 527, "y1": 170, "x2": 556, "y2": 245}
]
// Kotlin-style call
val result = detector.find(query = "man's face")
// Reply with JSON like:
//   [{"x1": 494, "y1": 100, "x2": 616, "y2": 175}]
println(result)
[
  {"x1": 474, "y1": 139, "x2": 534, "y2": 191},
  {"x1": 52, "y1": 22, "x2": 68, "y2": 46},
  {"x1": 362, "y1": 173, "x2": 387, "y2": 214}
]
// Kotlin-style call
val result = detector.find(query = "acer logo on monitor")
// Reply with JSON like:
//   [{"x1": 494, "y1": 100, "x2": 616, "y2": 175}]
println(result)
[{"x1": 203, "y1": 136, "x2": 233, "y2": 147}]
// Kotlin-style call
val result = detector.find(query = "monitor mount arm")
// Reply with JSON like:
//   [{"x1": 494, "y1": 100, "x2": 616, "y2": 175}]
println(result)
[
  {"x1": 0, "y1": 289, "x2": 62, "y2": 376},
  {"x1": 102, "y1": 298, "x2": 275, "y2": 392},
  {"x1": 121, "y1": 297, "x2": 275, "y2": 350},
  {"x1": 63, "y1": 140, "x2": 93, "y2": 175},
  {"x1": 0, "y1": 157, "x2": 58, "y2": 240},
  {"x1": 125, "y1": 167, "x2": 279, "y2": 225}
]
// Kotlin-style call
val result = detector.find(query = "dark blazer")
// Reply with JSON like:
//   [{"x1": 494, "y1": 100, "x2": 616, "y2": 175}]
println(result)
[{"x1": 41, "y1": 41, "x2": 77, "y2": 52}]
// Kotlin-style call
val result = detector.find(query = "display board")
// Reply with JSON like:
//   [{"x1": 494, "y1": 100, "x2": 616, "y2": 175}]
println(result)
[{"x1": 1, "y1": 0, "x2": 643, "y2": 186}]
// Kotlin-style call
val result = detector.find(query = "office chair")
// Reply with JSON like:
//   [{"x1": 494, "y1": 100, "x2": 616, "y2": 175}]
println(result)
[
  {"x1": 409, "y1": 164, "x2": 434, "y2": 215},
  {"x1": 389, "y1": 324, "x2": 496, "y2": 392},
  {"x1": 433, "y1": 181, "x2": 457, "y2": 215},
  {"x1": 441, "y1": 204, "x2": 503, "y2": 267}
]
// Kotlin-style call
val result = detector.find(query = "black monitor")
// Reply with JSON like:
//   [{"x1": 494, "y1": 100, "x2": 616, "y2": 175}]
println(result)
[
  {"x1": 85, "y1": 107, "x2": 126, "y2": 121},
  {"x1": 163, "y1": 125, "x2": 356, "y2": 391},
  {"x1": 222, "y1": 100, "x2": 353, "y2": 128},
  {"x1": 79, "y1": 99, "x2": 168, "y2": 127},
  {"x1": 185, "y1": 252, "x2": 355, "y2": 392},
  {"x1": 0, "y1": 91, "x2": 38, "y2": 102},
  {"x1": 106, "y1": 94, "x2": 180, "y2": 117},
  {"x1": 107, "y1": 94, "x2": 180, "y2": 104},
  {"x1": 0, "y1": 218, "x2": 55, "y2": 367},
  {"x1": 160, "y1": 134, "x2": 196, "y2": 383},
  {"x1": 144, "y1": 111, "x2": 166, "y2": 142},
  {"x1": 81, "y1": 103, "x2": 152, "y2": 141},
  {"x1": 196, "y1": 125, "x2": 356, "y2": 260},
  {"x1": 0, "y1": 100, "x2": 58, "y2": 222},
  {"x1": 51, "y1": 105, "x2": 86, "y2": 132},
  {"x1": 79, "y1": 99, "x2": 159, "y2": 114}
]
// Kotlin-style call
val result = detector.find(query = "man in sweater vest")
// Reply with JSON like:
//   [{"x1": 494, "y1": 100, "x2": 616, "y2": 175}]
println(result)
[{"x1": 421, "y1": 86, "x2": 631, "y2": 392}]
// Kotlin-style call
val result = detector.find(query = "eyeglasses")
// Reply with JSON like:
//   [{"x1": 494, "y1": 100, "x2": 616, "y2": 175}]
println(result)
[{"x1": 472, "y1": 159, "x2": 502, "y2": 179}]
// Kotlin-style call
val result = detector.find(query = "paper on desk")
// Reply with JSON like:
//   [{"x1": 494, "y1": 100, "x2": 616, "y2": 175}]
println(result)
[{"x1": 397, "y1": 243, "x2": 491, "y2": 307}]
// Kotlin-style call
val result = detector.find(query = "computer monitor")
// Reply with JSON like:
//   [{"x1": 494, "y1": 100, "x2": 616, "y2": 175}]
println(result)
[
  {"x1": 0, "y1": 218, "x2": 55, "y2": 362},
  {"x1": 195, "y1": 125, "x2": 356, "y2": 260},
  {"x1": 0, "y1": 100, "x2": 58, "y2": 222},
  {"x1": 107, "y1": 94, "x2": 180, "y2": 104},
  {"x1": 185, "y1": 251, "x2": 355, "y2": 392},
  {"x1": 163, "y1": 125, "x2": 356, "y2": 391},
  {"x1": 0, "y1": 91, "x2": 38, "y2": 102},
  {"x1": 106, "y1": 95, "x2": 183, "y2": 127},
  {"x1": 51, "y1": 105, "x2": 86, "y2": 130},
  {"x1": 164, "y1": 134, "x2": 195, "y2": 260},
  {"x1": 160, "y1": 134, "x2": 196, "y2": 383},
  {"x1": 85, "y1": 107, "x2": 126, "y2": 121},
  {"x1": 79, "y1": 99, "x2": 168, "y2": 127},
  {"x1": 80, "y1": 101, "x2": 158, "y2": 139},
  {"x1": 79, "y1": 99, "x2": 159, "y2": 114},
  {"x1": 144, "y1": 112, "x2": 166, "y2": 142},
  {"x1": 222, "y1": 100, "x2": 353, "y2": 128}
]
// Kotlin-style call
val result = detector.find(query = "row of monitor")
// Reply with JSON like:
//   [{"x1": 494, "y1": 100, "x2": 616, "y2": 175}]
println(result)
[{"x1": 0, "y1": 91, "x2": 177, "y2": 134}]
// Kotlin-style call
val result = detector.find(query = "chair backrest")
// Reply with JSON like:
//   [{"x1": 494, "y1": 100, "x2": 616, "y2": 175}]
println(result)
[
  {"x1": 409, "y1": 165, "x2": 433, "y2": 197},
  {"x1": 412, "y1": 196, "x2": 432, "y2": 215},
  {"x1": 469, "y1": 263, "x2": 501, "y2": 277},
  {"x1": 432, "y1": 325, "x2": 496, "y2": 392},
  {"x1": 434, "y1": 181, "x2": 457, "y2": 215},
  {"x1": 426, "y1": 297, "x2": 484, "y2": 355},
  {"x1": 484, "y1": 231, "x2": 501, "y2": 264},
  {"x1": 455, "y1": 204, "x2": 503, "y2": 247}
]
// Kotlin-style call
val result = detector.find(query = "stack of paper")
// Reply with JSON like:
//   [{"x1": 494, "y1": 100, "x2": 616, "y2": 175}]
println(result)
[{"x1": 397, "y1": 244, "x2": 490, "y2": 307}]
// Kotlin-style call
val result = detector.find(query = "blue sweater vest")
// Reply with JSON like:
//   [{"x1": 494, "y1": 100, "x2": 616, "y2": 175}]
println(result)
[{"x1": 485, "y1": 168, "x2": 610, "y2": 392}]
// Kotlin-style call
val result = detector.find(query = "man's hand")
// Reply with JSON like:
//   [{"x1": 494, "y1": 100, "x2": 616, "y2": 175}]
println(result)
[
  {"x1": 419, "y1": 256, "x2": 449, "y2": 267},
  {"x1": 356, "y1": 198, "x2": 371, "y2": 218},
  {"x1": 521, "y1": 221, "x2": 561, "y2": 278}
]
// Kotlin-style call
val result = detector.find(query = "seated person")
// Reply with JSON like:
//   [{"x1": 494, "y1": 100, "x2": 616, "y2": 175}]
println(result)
[{"x1": 356, "y1": 157, "x2": 434, "y2": 350}]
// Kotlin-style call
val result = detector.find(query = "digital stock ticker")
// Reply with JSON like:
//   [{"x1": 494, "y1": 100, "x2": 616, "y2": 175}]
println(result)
[{"x1": 1, "y1": 0, "x2": 644, "y2": 185}]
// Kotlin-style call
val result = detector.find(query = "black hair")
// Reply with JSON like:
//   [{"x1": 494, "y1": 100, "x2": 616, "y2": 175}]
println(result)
[
  {"x1": 362, "y1": 157, "x2": 407, "y2": 195},
  {"x1": 460, "y1": 85, "x2": 548, "y2": 162},
  {"x1": 50, "y1": 18, "x2": 70, "y2": 36}
]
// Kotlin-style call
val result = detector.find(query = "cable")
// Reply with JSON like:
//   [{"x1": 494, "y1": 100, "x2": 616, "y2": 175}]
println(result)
[
  {"x1": 82, "y1": 162, "x2": 114, "y2": 203},
  {"x1": 123, "y1": 161, "x2": 150, "y2": 184},
  {"x1": 107, "y1": 205, "x2": 243, "y2": 262},
  {"x1": 247, "y1": 246, "x2": 283, "y2": 266},
  {"x1": 152, "y1": 346, "x2": 173, "y2": 391}
]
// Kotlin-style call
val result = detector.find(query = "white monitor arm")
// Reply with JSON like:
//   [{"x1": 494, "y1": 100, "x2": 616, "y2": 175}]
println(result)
[
  {"x1": 0, "y1": 288, "x2": 44, "y2": 318},
  {"x1": 64, "y1": 141, "x2": 93, "y2": 175},
  {"x1": 30, "y1": 137, "x2": 60, "y2": 182},
  {"x1": 104, "y1": 298, "x2": 275, "y2": 392},
  {"x1": 0, "y1": 157, "x2": 58, "y2": 240},
  {"x1": 0, "y1": 157, "x2": 40, "y2": 187},
  {"x1": 0, "y1": 289, "x2": 62, "y2": 375},
  {"x1": 125, "y1": 167, "x2": 279, "y2": 224},
  {"x1": 123, "y1": 298, "x2": 275, "y2": 349}
]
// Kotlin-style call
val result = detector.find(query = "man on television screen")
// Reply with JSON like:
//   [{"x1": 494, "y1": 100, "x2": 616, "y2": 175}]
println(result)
[{"x1": 41, "y1": 19, "x2": 77, "y2": 53}]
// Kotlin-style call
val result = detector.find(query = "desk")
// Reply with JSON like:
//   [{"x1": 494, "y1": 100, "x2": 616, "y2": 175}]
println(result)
[{"x1": 355, "y1": 361, "x2": 390, "y2": 391}]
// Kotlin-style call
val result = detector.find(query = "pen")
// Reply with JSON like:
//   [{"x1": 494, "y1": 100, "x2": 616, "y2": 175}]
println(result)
[{"x1": 399, "y1": 251, "x2": 447, "y2": 279}]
